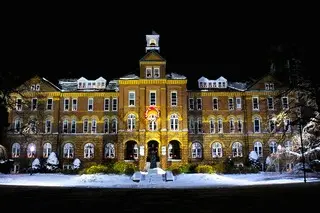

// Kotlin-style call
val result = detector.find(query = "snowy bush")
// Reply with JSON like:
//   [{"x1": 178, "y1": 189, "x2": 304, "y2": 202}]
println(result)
[
  {"x1": 32, "y1": 158, "x2": 41, "y2": 171},
  {"x1": 247, "y1": 151, "x2": 262, "y2": 171},
  {"x1": 73, "y1": 158, "x2": 81, "y2": 170},
  {"x1": 46, "y1": 152, "x2": 59, "y2": 171}
]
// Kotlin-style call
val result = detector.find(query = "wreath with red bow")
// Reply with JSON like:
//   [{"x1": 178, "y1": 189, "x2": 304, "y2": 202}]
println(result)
[{"x1": 145, "y1": 106, "x2": 160, "y2": 119}]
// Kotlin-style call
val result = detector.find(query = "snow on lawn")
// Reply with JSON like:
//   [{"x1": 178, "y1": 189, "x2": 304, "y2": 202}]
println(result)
[{"x1": 0, "y1": 172, "x2": 319, "y2": 188}]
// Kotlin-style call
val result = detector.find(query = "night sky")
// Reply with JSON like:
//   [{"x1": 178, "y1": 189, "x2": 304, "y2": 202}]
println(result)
[{"x1": 4, "y1": 7, "x2": 308, "y2": 89}]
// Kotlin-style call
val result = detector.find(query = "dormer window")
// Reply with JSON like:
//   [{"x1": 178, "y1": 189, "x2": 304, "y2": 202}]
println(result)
[
  {"x1": 269, "y1": 83, "x2": 274, "y2": 90},
  {"x1": 31, "y1": 85, "x2": 35, "y2": 90},
  {"x1": 265, "y1": 83, "x2": 275, "y2": 90},
  {"x1": 198, "y1": 76, "x2": 228, "y2": 90},
  {"x1": 36, "y1": 84, "x2": 40, "y2": 91},
  {"x1": 78, "y1": 82, "x2": 86, "y2": 89}
]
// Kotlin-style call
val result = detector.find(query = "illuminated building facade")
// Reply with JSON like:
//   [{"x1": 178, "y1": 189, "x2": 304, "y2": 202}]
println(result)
[{"x1": 5, "y1": 32, "x2": 295, "y2": 172}]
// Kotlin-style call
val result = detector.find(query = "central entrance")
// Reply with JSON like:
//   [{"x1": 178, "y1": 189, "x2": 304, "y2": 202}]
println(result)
[{"x1": 147, "y1": 140, "x2": 159, "y2": 169}]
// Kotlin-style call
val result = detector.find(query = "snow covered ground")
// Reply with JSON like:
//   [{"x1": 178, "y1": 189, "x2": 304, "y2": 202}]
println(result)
[{"x1": 1, "y1": 170, "x2": 319, "y2": 189}]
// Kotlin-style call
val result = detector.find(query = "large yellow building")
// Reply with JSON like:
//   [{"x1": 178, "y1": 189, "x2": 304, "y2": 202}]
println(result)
[{"x1": 5, "y1": 32, "x2": 295, "y2": 173}]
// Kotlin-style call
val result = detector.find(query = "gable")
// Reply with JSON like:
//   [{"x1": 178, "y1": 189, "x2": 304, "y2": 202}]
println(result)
[
  {"x1": 247, "y1": 74, "x2": 283, "y2": 91},
  {"x1": 18, "y1": 75, "x2": 60, "y2": 92},
  {"x1": 140, "y1": 51, "x2": 166, "y2": 62}
]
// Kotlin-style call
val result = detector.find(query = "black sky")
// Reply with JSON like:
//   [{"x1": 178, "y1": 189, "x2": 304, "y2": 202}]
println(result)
[{"x1": 3, "y1": 6, "x2": 309, "y2": 89}]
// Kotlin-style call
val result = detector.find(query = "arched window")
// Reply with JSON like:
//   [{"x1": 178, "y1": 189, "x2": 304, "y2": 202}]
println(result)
[
  {"x1": 254, "y1": 141, "x2": 263, "y2": 157},
  {"x1": 127, "y1": 114, "x2": 136, "y2": 131},
  {"x1": 269, "y1": 141, "x2": 277, "y2": 153},
  {"x1": 170, "y1": 114, "x2": 179, "y2": 131},
  {"x1": 84, "y1": 143, "x2": 94, "y2": 159},
  {"x1": 105, "y1": 143, "x2": 115, "y2": 159},
  {"x1": 63, "y1": 143, "x2": 74, "y2": 158},
  {"x1": 148, "y1": 115, "x2": 157, "y2": 131},
  {"x1": 27, "y1": 143, "x2": 36, "y2": 158},
  {"x1": 212, "y1": 142, "x2": 222, "y2": 158},
  {"x1": 232, "y1": 142, "x2": 242, "y2": 157},
  {"x1": 43, "y1": 142, "x2": 52, "y2": 158},
  {"x1": 191, "y1": 142, "x2": 202, "y2": 158},
  {"x1": 168, "y1": 141, "x2": 181, "y2": 160},
  {"x1": 12, "y1": 143, "x2": 20, "y2": 158}
]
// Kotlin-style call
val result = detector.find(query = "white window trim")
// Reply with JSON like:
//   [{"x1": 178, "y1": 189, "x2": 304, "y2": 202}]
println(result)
[
  {"x1": 146, "y1": 67, "x2": 152, "y2": 78},
  {"x1": 252, "y1": 97, "x2": 259, "y2": 111},
  {"x1": 88, "y1": 98, "x2": 94, "y2": 111},
  {"x1": 72, "y1": 98, "x2": 77, "y2": 111},
  {"x1": 196, "y1": 98, "x2": 202, "y2": 110},
  {"x1": 212, "y1": 97, "x2": 218, "y2": 110},
  {"x1": 64, "y1": 98, "x2": 69, "y2": 111},
  {"x1": 267, "y1": 97, "x2": 274, "y2": 110},
  {"x1": 46, "y1": 98, "x2": 53, "y2": 111},
  {"x1": 236, "y1": 97, "x2": 241, "y2": 109},
  {"x1": 254, "y1": 118, "x2": 261, "y2": 133},
  {"x1": 153, "y1": 67, "x2": 160, "y2": 78},
  {"x1": 112, "y1": 98, "x2": 118, "y2": 112},
  {"x1": 171, "y1": 91, "x2": 178, "y2": 107},
  {"x1": 128, "y1": 91, "x2": 135, "y2": 107}
]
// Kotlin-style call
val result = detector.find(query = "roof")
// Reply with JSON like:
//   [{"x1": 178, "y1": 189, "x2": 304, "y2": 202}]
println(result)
[{"x1": 42, "y1": 77, "x2": 61, "y2": 91}]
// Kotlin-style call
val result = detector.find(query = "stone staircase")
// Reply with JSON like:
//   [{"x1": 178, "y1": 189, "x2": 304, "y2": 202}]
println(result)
[
  {"x1": 144, "y1": 168, "x2": 165, "y2": 183},
  {"x1": 132, "y1": 167, "x2": 174, "y2": 183}
]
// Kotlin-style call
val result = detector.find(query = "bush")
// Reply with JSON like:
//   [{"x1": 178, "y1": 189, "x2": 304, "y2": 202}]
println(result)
[
  {"x1": 167, "y1": 164, "x2": 183, "y2": 175},
  {"x1": 113, "y1": 162, "x2": 138, "y2": 175},
  {"x1": 84, "y1": 165, "x2": 109, "y2": 174},
  {"x1": 195, "y1": 164, "x2": 214, "y2": 174},
  {"x1": 187, "y1": 163, "x2": 199, "y2": 173},
  {"x1": 212, "y1": 161, "x2": 225, "y2": 174}
]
